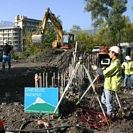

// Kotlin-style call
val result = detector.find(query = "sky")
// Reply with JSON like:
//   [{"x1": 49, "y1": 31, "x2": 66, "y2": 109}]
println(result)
[{"x1": 0, "y1": 0, "x2": 133, "y2": 32}]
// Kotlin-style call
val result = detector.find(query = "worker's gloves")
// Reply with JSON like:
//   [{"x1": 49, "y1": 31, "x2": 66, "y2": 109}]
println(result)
[
  {"x1": 91, "y1": 64, "x2": 98, "y2": 70},
  {"x1": 96, "y1": 68, "x2": 103, "y2": 76},
  {"x1": 91, "y1": 64, "x2": 103, "y2": 76}
]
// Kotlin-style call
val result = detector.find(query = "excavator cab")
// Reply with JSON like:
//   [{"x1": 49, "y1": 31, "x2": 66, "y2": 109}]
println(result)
[
  {"x1": 61, "y1": 33, "x2": 74, "y2": 49},
  {"x1": 52, "y1": 33, "x2": 74, "y2": 49}
]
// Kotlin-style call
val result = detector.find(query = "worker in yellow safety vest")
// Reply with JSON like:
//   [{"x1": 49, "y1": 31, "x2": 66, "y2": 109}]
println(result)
[
  {"x1": 121, "y1": 55, "x2": 133, "y2": 90},
  {"x1": 101, "y1": 46, "x2": 122, "y2": 117}
]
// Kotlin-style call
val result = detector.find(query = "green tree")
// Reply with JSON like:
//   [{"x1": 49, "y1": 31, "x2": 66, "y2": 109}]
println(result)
[
  {"x1": 70, "y1": 26, "x2": 95, "y2": 52},
  {"x1": 118, "y1": 16, "x2": 133, "y2": 43},
  {"x1": 23, "y1": 31, "x2": 40, "y2": 57},
  {"x1": 21, "y1": 15, "x2": 63, "y2": 58},
  {"x1": 70, "y1": 25, "x2": 81, "y2": 33},
  {"x1": 85, "y1": 0, "x2": 127, "y2": 45},
  {"x1": 93, "y1": 27, "x2": 110, "y2": 45}
]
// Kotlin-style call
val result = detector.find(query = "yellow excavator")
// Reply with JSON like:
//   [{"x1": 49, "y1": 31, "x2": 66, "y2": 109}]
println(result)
[{"x1": 32, "y1": 8, "x2": 74, "y2": 49}]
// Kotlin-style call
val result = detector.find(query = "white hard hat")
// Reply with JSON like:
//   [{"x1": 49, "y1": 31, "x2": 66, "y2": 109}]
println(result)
[
  {"x1": 4, "y1": 40, "x2": 8, "y2": 44},
  {"x1": 109, "y1": 46, "x2": 120, "y2": 54},
  {"x1": 125, "y1": 56, "x2": 131, "y2": 61}
]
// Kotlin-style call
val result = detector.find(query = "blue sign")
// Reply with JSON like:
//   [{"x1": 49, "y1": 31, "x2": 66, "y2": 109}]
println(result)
[{"x1": 24, "y1": 87, "x2": 58, "y2": 114}]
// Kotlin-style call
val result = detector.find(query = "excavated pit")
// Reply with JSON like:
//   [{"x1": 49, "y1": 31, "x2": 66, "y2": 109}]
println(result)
[{"x1": 0, "y1": 48, "x2": 133, "y2": 132}]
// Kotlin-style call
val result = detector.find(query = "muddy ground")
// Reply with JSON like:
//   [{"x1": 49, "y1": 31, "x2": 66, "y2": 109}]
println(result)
[
  {"x1": 0, "y1": 80, "x2": 133, "y2": 133},
  {"x1": 0, "y1": 48, "x2": 133, "y2": 133}
]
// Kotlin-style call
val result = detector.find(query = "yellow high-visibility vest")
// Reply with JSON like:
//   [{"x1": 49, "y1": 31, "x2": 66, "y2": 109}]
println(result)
[
  {"x1": 103, "y1": 58, "x2": 122, "y2": 92},
  {"x1": 121, "y1": 61, "x2": 133, "y2": 75}
]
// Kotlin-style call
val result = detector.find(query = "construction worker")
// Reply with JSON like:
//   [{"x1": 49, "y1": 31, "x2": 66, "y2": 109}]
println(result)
[
  {"x1": 2, "y1": 40, "x2": 13, "y2": 71},
  {"x1": 101, "y1": 46, "x2": 122, "y2": 117},
  {"x1": 121, "y1": 56, "x2": 133, "y2": 90}
]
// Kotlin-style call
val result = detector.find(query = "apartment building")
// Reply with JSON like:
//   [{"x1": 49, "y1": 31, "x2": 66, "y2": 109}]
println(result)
[
  {"x1": 0, "y1": 15, "x2": 41, "y2": 51},
  {"x1": 15, "y1": 15, "x2": 41, "y2": 33},
  {"x1": 0, "y1": 27, "x2": 22, "y2": 51}
]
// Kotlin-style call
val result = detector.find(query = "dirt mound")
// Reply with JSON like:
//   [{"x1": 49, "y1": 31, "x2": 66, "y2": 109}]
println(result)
[
  {"x1": 26, "y1": 48, "x2": 73, "y2": 69},
  {"x1": 26, "y1": 48, "x2": 65, "y2": 62}
]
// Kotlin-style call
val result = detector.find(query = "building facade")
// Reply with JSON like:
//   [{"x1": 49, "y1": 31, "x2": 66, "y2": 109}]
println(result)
[
  {"x1": 0, "y1": 16, "x2": 41, "y2": 51},
  {"x1": 0, "y1": 27, "x2": 23, "y2": 51},
  {"x1": 15, "y1": 15, "x2": 41, "y2": 33}
]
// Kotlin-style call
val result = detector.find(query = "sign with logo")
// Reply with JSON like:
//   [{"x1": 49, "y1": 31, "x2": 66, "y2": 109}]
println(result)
[{"x1": 24, "y1": 87, "x2": 58, "y2": 114}]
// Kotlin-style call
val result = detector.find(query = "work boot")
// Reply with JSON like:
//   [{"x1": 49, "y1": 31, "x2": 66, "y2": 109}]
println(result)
[{"x1": 107, "y1": 113, "x2": 116, "y2": 122}]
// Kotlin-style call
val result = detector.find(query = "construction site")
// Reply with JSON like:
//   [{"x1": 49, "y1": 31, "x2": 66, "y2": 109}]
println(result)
[
  {"x1": 0, "y1": 4, "x2": 133, "y2": 133},
  {"x1": 0, "y1": 44, "x2": 132, "y2": 133}
]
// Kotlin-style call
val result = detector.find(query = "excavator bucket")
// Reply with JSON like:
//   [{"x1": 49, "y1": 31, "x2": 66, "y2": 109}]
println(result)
[{"x1": 32, "y1": 34, "x2": 43, "y2": 44}]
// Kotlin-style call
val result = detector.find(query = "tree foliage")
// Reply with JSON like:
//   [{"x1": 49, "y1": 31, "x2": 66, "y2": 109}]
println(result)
[
  {"x1": 70, "y1": 25, "x2": 95, "y2": 52},
  {"x1": 85, "y1": 0, "x2": 127, "y2": 45},
  {"x1": 121, "y1": 22, "x2": 133, "y2": 42},
  {"x1": 21, "y1": 16, "x2": 63, "y2": 58}
]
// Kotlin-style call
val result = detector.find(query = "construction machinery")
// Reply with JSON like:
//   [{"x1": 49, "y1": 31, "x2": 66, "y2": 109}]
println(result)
[{"x1": 32, "y1": 8, "x2": 74, "y2": 49}]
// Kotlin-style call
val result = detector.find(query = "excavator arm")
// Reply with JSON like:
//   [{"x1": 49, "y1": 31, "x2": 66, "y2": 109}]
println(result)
[
  {"x1": 40, "y1": 8, "x2": 50, "y2": 34},
  {"x1": 47, "y1": 8, "x2": 63, "y2": 42},
  {"x1": 32, "y1": 8, "x2": 63, "y2": 45},
  {"x1": 32, "y1": 8, "x2": 74, "y2": 49}
]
